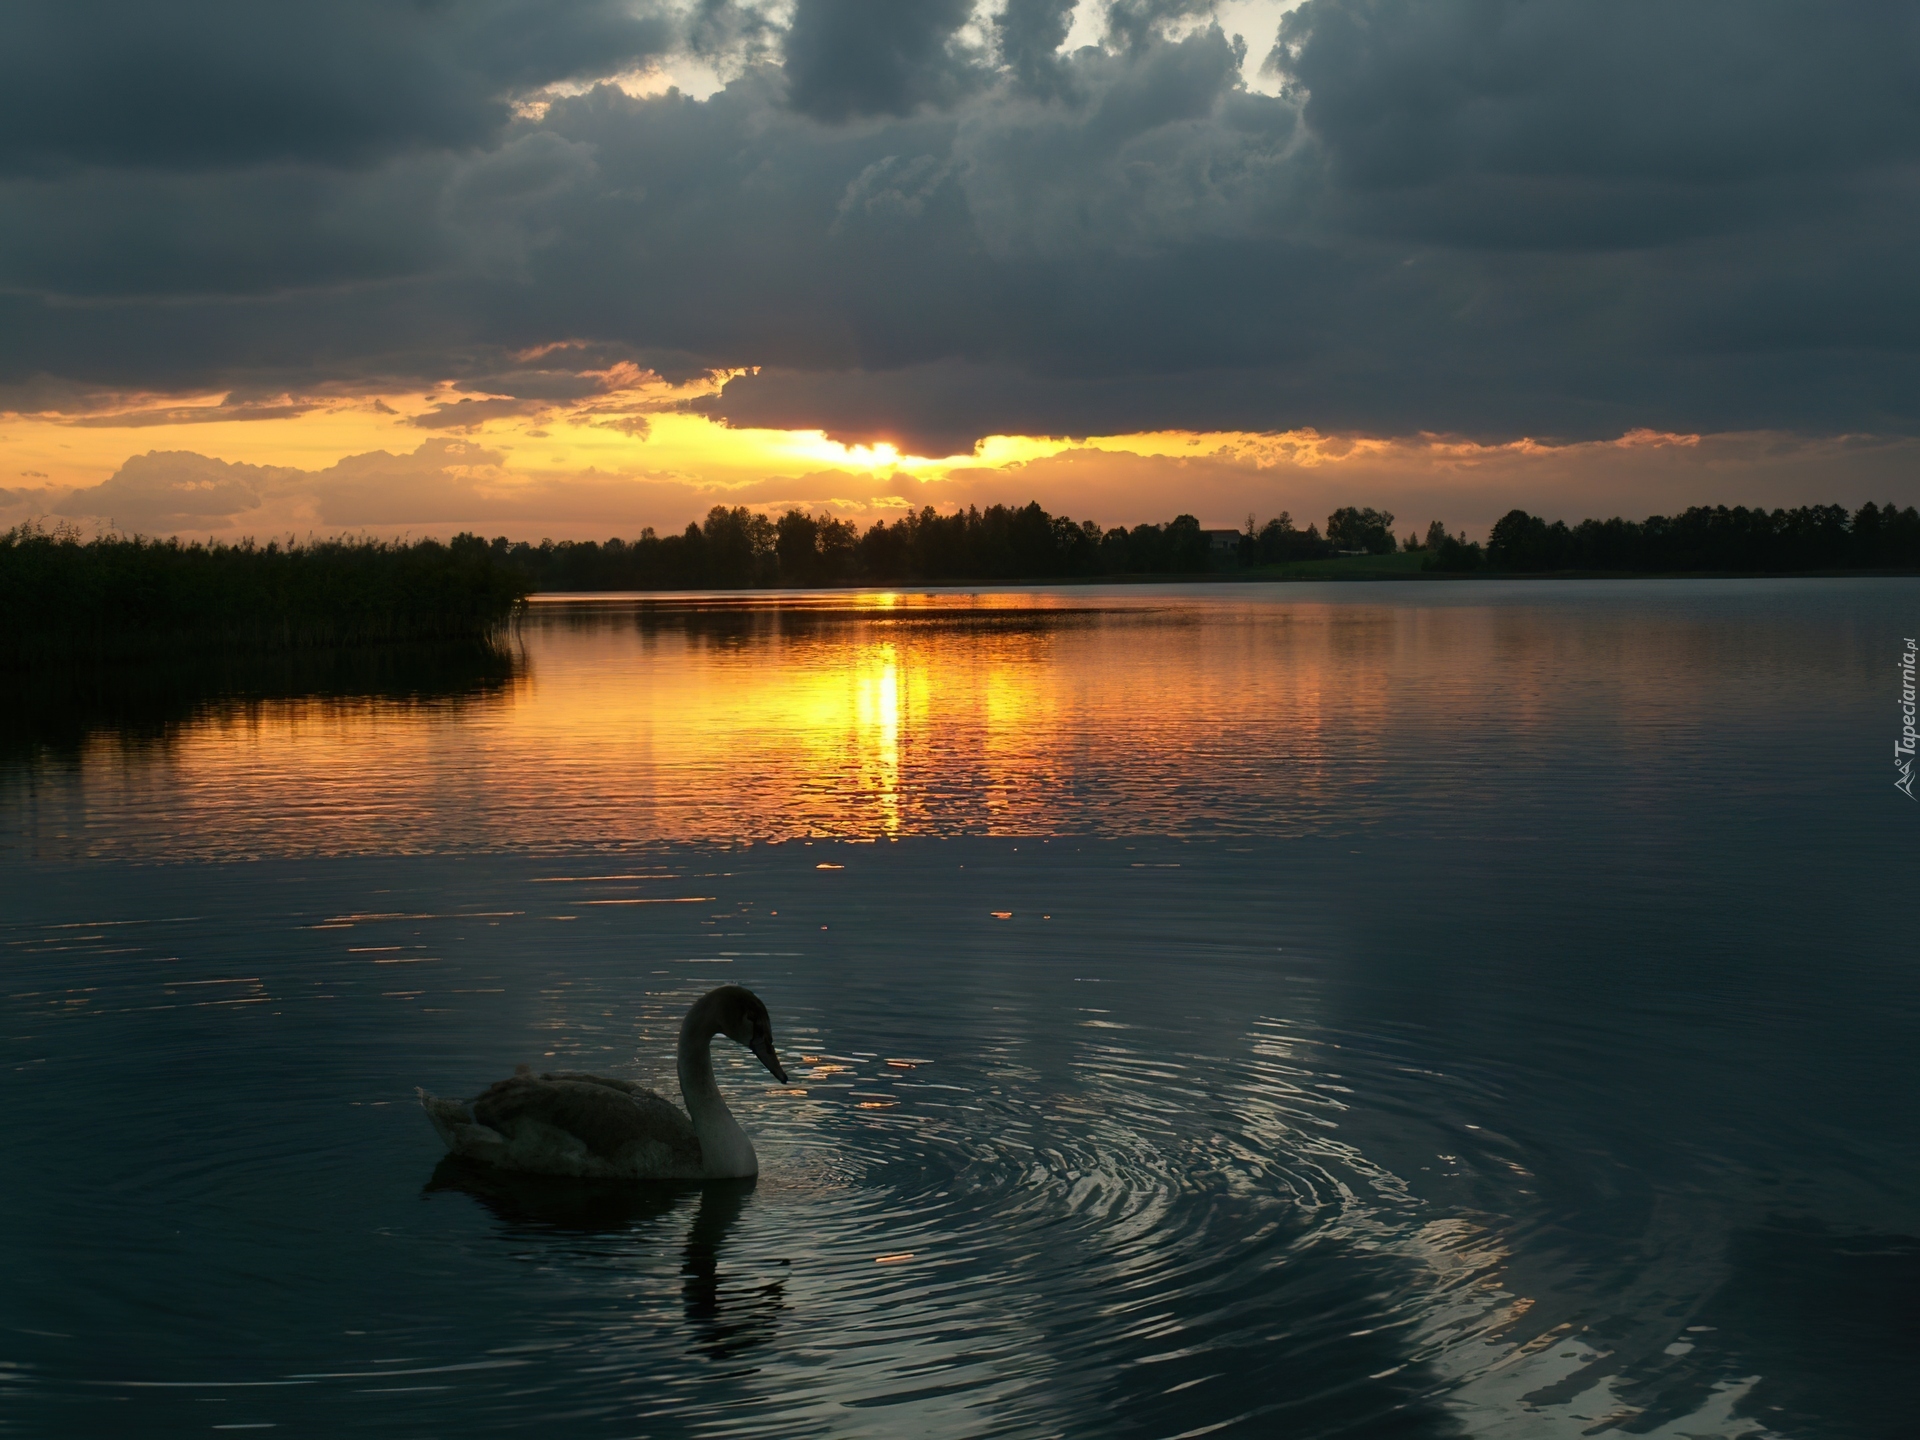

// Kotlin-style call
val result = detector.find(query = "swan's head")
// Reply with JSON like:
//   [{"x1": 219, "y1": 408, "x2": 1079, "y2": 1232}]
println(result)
[{"x1": 710, "y1": 984, "x2": 789, "y2": 1083}]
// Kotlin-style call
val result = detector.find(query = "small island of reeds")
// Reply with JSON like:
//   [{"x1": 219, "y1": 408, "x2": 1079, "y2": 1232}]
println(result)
[{"x1": 1, "y1": 527, "x2": 528, "y2": 669}]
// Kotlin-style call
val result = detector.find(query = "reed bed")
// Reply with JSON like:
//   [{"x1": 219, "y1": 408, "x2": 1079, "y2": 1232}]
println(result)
[
  {"x1": 4, "y1": 640, "x2": 523, "y2": 760},
  {"x1": 1, "y1": 527, "x2": 528, "y2": 667}
]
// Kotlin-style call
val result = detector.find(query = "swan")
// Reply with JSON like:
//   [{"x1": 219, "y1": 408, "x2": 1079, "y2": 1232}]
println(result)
[{"x1": 418, "y1": 984, "x2": 789, "y2": 1180}]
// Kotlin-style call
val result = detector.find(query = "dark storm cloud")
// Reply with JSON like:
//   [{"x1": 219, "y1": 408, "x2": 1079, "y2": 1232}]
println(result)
[
  {"x1": 0, "y1": 0, "x2": 675, "y2": 175},
  {"x1": 1273, "y1": 1, "x2": 1920, "y2": 187},
  {"x1": 783, "y1": 0, "x2": 985, "y2": 120},
  {"x1": 685, "y1": 0, "x2": 784, "y2": 68},
  {"x1": 1107, "y1": 0, "x2": 1223, "y2": 55},
  {"x1": 1268, "y1": 0, "x2": 1920, "y2": 247},
  {"x1": 995, "y1": 0, "x2": 1078, "y2": 97},
  {"x1": 691, "y1": 361, "x2": 1324, "y2": 456},
  {"x1": 5, "y1": 0, "x2": 1920, "y2": 450}
]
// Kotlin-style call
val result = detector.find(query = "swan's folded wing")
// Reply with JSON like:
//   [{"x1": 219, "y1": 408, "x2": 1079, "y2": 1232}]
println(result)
[
  {"x1": 471, "y1": 1075, "x2": 700, "y2": 1167},
  {"x1": 539, "y1": 1071, "x2": 642, "y2": 1096}
]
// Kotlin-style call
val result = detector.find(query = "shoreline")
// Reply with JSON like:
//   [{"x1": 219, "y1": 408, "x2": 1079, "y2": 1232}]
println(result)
[{"x1": 526, "y1": 566, "x2": 1920, "y2": 595}]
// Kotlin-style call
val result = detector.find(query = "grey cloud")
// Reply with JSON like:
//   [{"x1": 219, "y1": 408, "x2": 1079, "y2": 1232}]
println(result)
[
  {"x1": 590, "y1": 415, "x2": 654, "y2": 438},
  {"x1": 693, "y1": 363, "x2": 1029, "y2": 457},
  {"x1": 1106, "y1": 0, "x2": 1220, "y2": 55},
  {"x1": 783, "y1": 0, "x2": 985, "y2": 120},
  {"x1": 455, "y1": 361, "x2": 639, "y2": 404},
  {"x1": 56, "y1": 441, "x2": 518, "y2": 531},
  {"x1": 5, "y1": 2, "x2": 1920, "y2": 453},
  {"x1": 50, "y1": 439, "x2": 753, "y2": 534},
  {"x1": 996, "y1": 0, "x2": 1079, "y2": 97},
  {"x1": 954, "y1": 31, "x2": 1296, "y2": 260},
  {"x1": 60, "y1": 450, "x2": 294, "y2": 532},
  {"x1": 0, "y1": 157, "x2": 454, "y2": 300},
  {"x1": 686, "y1": 0, "x2": 785, "y2": 67},
  {"x1": 64, "y1": 401, "x2": 321, "y2": 428},
  {"x1": 1274, "y1": 0, "x2": 1920, "y2": 186},
  {"x1": 406, "y1": 398, "x2": 547, "y2": 430},
  {"x1": 696, "y1": 359, "x2": 1379, "y2": 457},
  {"x1": 834, "y1": 154, "x2": 955, "y2": 231},
  {"x1": 1270, "y1": 0, "x2": 1920, "y2": 246},
  {"x1": 0, "y1": 489, "x2": 56, "y2": 529},
  {"x1": 444, "y1": 132, "x2": 605, "y2": 278},
  {"x1": 1, "y1": 0, "x2": 675, "y2": 176},
  {"x1": 304, "y1": 441, "x2": 510, "y2": 524}
]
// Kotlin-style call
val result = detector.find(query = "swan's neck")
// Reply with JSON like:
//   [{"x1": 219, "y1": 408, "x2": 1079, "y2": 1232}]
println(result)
[{"x1": 678, "y1": 1000, "x2": 757, "y2": 1178}]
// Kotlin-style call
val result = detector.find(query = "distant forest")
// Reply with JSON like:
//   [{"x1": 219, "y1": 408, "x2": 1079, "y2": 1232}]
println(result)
[
  {"x1": 487, "y1": 499, "x2": 1920, "y2": 589},
  {"x1": 1477, "y1": 502, "x2": 1920, "y2": 574}
]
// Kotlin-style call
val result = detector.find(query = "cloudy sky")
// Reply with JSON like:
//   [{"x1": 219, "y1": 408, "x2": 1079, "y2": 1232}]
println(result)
[{"x1": 5, "y1": 0, "x2": 1919, "y2": 540}]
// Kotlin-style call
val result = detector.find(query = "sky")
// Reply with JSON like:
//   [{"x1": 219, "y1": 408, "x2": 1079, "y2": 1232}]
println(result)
[{"x1": 5, "y1": 0, "x2": 1920, "y2": 542}]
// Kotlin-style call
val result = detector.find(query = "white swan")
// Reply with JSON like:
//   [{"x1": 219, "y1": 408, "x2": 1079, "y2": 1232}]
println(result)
[{"x1": 418, "y1": 984, "x2": 789, "y2": 1180}]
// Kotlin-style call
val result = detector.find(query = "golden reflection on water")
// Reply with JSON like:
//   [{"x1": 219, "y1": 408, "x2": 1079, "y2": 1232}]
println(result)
[{"x1": 3, "y1": 587, "x2": 1784, "y2": 859}]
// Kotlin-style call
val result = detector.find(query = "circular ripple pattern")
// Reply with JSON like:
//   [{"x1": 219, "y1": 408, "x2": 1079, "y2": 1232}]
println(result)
[
  {"x1": 388, "y1": 1015, "x2": 1514, "y2": 1440},
  {"x1": 3, "y1": 914, "x2": 1527, "y2": 1440},
  {"x1": 5, "y1": 578, "x2": 1912, "y2": 1439}
]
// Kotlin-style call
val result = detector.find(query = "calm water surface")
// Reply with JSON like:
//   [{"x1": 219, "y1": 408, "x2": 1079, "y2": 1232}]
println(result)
[{"x1": 3, "y1": 581, "x2": 1915, "y2": 1438}]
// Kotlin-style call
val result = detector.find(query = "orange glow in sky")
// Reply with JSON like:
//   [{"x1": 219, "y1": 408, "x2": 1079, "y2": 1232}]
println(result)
[
  {"x1": 1, "y1": 376, "x2": 1295, "y2": 494},
  {"x1": 4, "y1": 373, "x2": 1915, "y2": 541}
]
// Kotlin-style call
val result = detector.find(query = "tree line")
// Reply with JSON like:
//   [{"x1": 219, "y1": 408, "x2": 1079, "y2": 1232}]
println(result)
[
  {"x1": 1473, "y1": 501, "x2": 1920, "y2": 573},
  {"x1": 487, "y1": 502, "x2": 1405, "y2": 590},
  {"x1": 484, "y1": 498, "x2": 1920, "y2": 589},
  {"x1": 489, "y1": 503, "x2": 1195, "y2": 589}
]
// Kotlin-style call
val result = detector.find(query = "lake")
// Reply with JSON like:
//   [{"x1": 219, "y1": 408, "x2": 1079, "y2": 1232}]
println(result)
[{"x1": 3, "y1": 579, "x2": 1914, "y2": 1439}]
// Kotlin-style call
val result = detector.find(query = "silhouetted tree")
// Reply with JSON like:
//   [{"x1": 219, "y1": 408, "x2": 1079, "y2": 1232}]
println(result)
[
  {"x1": 1253, "y1": 512, "x2": 1327, "y2": 563},
  {"x1": 1486, "y1": 510, "x2": 1565, "y2": 570},
  {"x1": 1424, "y1": 531, "x2": 1483, "y2": 572},
  {"x1": 774, "y1": 509, "x2": 819, "y2": 585},
  {"x1": 1326, "y1": 507, "x2": 1397, "y2": 554},
  {"x1": 702, "y1": 506, "x2": 775, "y2": 587},
  {"x1": 1166, "y1": 514, "x2": 1207, "y2": 571},
  {"x1": 816, "y1": 514, "x2": 859, "y2": 583}
]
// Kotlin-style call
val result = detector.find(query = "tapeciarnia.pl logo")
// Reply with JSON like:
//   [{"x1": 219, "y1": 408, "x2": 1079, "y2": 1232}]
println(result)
[{"x1": 1899, "y1": 637, "x2": 1918, "y2": 800}]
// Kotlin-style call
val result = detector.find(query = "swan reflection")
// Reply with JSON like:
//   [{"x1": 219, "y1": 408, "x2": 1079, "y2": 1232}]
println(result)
[{"x1": 423, "y1": 1161, "x2": 785, "y2": 1357}]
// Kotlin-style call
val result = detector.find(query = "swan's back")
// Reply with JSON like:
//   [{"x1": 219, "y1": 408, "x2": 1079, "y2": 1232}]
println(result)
[{"x1": 420, "y1": 1070, "x2": 703, "y2": 1180}]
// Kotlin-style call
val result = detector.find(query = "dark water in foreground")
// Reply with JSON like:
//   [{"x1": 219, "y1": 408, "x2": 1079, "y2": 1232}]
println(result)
[{"x1": 3, "y1": 581, "x2": 1916, "y2": 1439}]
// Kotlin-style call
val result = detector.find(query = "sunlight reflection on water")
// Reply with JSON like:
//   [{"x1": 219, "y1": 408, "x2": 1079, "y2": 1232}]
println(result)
[
  {"x1": 2, "y1": 580, "x2": 1915, "y2": 1439},
  {"x1": 2, "y1": 580, "x2": 1886, "y2": 859}
]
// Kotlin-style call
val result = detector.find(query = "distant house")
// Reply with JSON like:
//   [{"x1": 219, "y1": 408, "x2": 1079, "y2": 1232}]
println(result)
[{"x1": 1202, "y1": 529, "x2": 1243, "y2": 561}]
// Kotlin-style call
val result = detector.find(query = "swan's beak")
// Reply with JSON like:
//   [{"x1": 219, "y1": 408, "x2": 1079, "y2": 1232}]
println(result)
[{"x1": 752, "y1": 1033, "x2": 789, "y2": 1084}]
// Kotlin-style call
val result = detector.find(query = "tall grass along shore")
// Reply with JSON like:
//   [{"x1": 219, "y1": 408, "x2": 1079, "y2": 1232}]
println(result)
[
  {"x1": 6, "y1": 640, "x2": 521, "y2": 759},
  {"x1": 2, "y1": 528, "x2": 528, "y2": 668}
]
